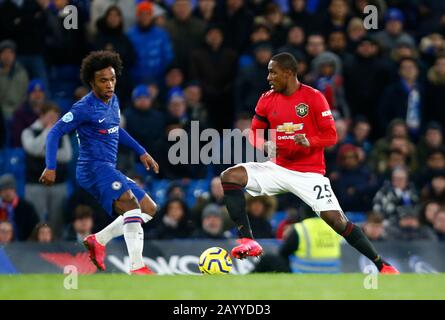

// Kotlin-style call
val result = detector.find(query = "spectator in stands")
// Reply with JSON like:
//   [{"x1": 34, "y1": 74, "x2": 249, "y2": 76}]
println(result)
[
  {"x1": 310, "y1": 51, "x2": 351, "y2": 119},
  {"x1": 346, "y1": 17, "x2": 366, "y2": 51},
  {"x1": 0, "y1": 40, "x2": 29, "y2": 120},
  {"x1": 328, "y1": 31, "x2": 353, "y2": 65},
  {"x1": 419, "y1": 33, "x2": 445, "y2": 67},
  {"x1": 0, "y1": 221, "x2": 14, "y2": 244},
  {"x1": 277, "y1": 25, "x2": 306, "y2": 60},
  {"x1": 379, "y1": 58, "x2": 424, "y2": 139},
  {"x1": 304, "y1": 33, "x2": 326, "y2": 65},
  {"x1": 66, "y1": 187, "x2": 110, "y2": 232},
  {"x1": 318, "y1": 0, "x2": 351, "y2": 36},
  {"x1": 345, "y1": 116, "x2": 372, "y2": 160},
  {"x1": 189, "y1": 24, "x2": 238, "y2": 131},
  {"x1": 193, "y1": 0, "x2": 217, "y2": 23},
  {"x1": 192, "y1": 176, "x2": 226, "y2": 225},
  {"x1": 21, "y1": 103, "x2": 72, "y2": 239},
  {"x1": 324, "y1": 117, "x2": 349, "y2": 173},
  {"x1": 184, "y1": 81, "x2": 208, "y2": 127},
  {"x1": 373, "y1": 8, "x2": 415, "y2": 56},
  {"x1": 275, "y1": 207, "x2": 300, "y2": 240},
  {"x1": 238, "y1": 22, "x2": 272, "y2": 69},
  {"x1": 89, "y1": 0, "x2": 137, "y2": 35},
  {"x1": 362, "y1": 211, "x2": 386, "y2": 241},
  {"x1": 0, "y1": 174, "x2": 39, "y2": 241},
  {"x1": 385, "y1": 206, "x2": 438, "y2": 241},
  {"x1": 287, "y1": 0, "x2": 315, "y2": 33},
  {"x1": 167, "y1": 87, "x2": 190, "y2": 125},
  {"x1": 166, "y1": 183, "x2": 186, "y2": 202},
  {"x1": 147, "y1": 198, "x2": 194, "y2": 239},
  {"x1": 214, "y1": 0, "x2": 254, "y2": 54},
  {"x1": 368, "y1": 119, "x2": 417, "y2": 176},
  {"x1": 159, "y1": 66, "x2": 185, "y2": 105},
  {"x1": 254, "y1": 3, "x2": 292, "y2": 48},
  {"x1": 29, "y1": 222, "x2": 53, "y2": 243},
  {"x1": 127, "y1": 1, "x2": 174, "y2": 84},
  {"x1": 246, "y1": 195, "x2": 276, "y2": 239},
  {"x1": 65, "y1": 205, "x2": 94, "y2": 243},
  {"x1": 165, "y1": 0, "x2": 206, "y2": 71},
  {"x1": 93, "y1": 5, "x2": 136, "y2": 104},
  {"x1": 343, "y1": 36, "x2": 391, "y2": 135},
  {"x1": 419, "y1": 200, "x2": 440, "y2": 228},
  {"x1": 45, "y1": 0, "x2": 87, "y2": 66},
  {"x1": 417, "y1": 146, "x2": 445, "y2": 188},
  {"x1": 373, "y1": 166, "x2": 419, "y2": 224},
  {"x1": 420, "y1": 169, "x2": 445, "y2": 205},
  {"x1": 432, "y1": 208, "x2": 445, "y2": 241},
  {"x1": 425, "y1": 55, "x2": 445, "y2": 127},
  {"x1": 192, "y1": 203, "x2": 229, "y2": 239},
  {"x1": 416, "y1": 122, "x2": 443, "y2": 167},
  {"x1": 388, "y1": 38, "x2": 425, "y2": 82},
  {"x1": 11, "y1": 79, "x2": 46, "y2": 147},
  {"x1": 0, "y1": 0, "x2": 49, "y2": 92},
  {"x1": 329, "y1": 144, "x2": 377, "y2": 212},
  {"x1": 124, "y1": 84, "x2": 165, "y2": 163},
  {"x1": 235, "y1": 42, "x2": 273, "y2": 114}
]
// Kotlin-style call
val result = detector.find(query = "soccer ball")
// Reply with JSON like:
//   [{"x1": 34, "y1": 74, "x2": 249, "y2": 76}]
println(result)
[{"x1": 198, "y1": 247, "x2": 233, "y2": 275}]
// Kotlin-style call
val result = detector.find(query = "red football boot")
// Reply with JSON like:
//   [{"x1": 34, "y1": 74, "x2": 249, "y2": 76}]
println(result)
[
  {"x1": 130, "y1": 266, "x2": 155, "y2": 275},
  {"x1": 380, "y1": 262, "x2": 400, "y2": 274},
  {"x1": 83, "y1": 234, "x2": 106, "y2": 271},
  {"x1": 231, "y1": 238, "x2": 263, "y2": 259}
]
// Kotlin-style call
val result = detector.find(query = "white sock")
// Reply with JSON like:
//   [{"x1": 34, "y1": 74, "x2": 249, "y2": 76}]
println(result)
[
  {"x1": 95, "y1": 215, "x2": 124, "y2": 246},
  {"x1": 94, "y1": 213, "x2": 153, "y2": 246},
  {"x1": 123, "y1": 209, "x2": 145, "y2": 271}
]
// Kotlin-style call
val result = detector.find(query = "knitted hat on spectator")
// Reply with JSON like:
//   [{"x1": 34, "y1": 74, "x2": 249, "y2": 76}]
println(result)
[
  {"x1": 137, "y1": 1, "x2": 153, "y2": 16},
  {"x1": 27, "y1": 79, "x2": 45, "y2": 94},
  {"x1": 385, "y1": 8, "x2": 405, "y2": 23},
  {"x1": 0, "y1": 39, "x2": 16, "y2": 53},
  {"x1": 168, "y1": 87, "x2": 185, "y2": 102},
  {"x1": 132, "y1": 84, "x2": 151, "y2": 100},
  {"x1": 0, "y1": 174, "x2": 16, "y2": 191},
  {"x1": 202, "y1": 204, "x2": 223, "y2": 218}
]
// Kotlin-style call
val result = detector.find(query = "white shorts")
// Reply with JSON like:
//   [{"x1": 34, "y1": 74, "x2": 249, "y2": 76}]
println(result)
[{"x1": 237, "y1": 161, "x2": 342, "y2": 215}]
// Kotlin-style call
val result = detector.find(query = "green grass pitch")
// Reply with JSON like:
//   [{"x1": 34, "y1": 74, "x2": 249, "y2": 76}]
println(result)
[{"x1": 1, "y1": 274, "x2": 444, "y2": 300}]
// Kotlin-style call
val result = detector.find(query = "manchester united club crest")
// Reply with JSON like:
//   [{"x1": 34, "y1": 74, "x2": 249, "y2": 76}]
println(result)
[{"x1": 295, "y1": 103, "x2": 309, "y2": 117}]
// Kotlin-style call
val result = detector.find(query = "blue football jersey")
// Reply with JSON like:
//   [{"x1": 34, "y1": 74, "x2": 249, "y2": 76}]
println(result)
[{"x1": 56, "y1": 92, "x2": 121, "y2": 164}]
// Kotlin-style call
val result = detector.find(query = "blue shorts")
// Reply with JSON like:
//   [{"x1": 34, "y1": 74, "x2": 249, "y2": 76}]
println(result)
[{"x1": 76, "y1": 162, "x2": 145, "y2": 216}]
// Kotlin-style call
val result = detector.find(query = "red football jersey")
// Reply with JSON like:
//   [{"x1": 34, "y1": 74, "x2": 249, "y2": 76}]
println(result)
[{"x1": 253, "y1": 84, "x2": 337, "y2": 175}]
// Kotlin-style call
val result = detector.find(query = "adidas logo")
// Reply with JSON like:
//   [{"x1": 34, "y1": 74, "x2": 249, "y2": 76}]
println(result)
[{"x1": 327, "y1": 199, "x2": 333, "y2": 204}]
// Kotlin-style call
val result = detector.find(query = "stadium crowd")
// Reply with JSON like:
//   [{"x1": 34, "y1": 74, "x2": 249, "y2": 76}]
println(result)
[{"x1": 1, "y1": 0, "x2": 445, "y2": 244}]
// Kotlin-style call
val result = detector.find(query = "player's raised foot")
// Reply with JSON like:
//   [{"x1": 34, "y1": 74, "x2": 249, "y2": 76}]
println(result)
[
  {"x1": 130, "y1": 266, "x2": 155, "y2": 275},
  {"x1": 380, "y1": 262, "x2": 400, "y2": 274},
  {"x1": 83, "y1": 234, "x2": 106, "y2": 271},
  {"x1": 231, "y1": 238, "x2": 263, "y2": 259}
]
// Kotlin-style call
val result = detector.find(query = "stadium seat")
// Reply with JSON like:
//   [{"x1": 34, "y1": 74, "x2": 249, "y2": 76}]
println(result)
[
  {"x1": 149, "y1": 179, "x2": 171, "y2": 207},
  {"x1": 185, "y1": 179, "x2": 210, "y2": 207},
  {"x1": 269, "y1": 210, "x2": 287, "y2": 231}
]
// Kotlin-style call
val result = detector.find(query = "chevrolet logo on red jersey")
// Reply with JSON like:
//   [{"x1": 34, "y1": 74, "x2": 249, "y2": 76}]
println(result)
[{"x1": 276, "y1": 122, "x2": 304, "y2": 134}]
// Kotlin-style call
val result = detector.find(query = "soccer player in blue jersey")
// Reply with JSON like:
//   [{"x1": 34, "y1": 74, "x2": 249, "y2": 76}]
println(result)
[{"x1": 39, "y1": 51, "x2": 158, "y2": 275}]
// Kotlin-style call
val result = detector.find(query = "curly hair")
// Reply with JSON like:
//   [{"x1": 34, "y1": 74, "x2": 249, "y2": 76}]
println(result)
[{"x1": 80, "y1": 50, "x2": 123, "y2": 87}]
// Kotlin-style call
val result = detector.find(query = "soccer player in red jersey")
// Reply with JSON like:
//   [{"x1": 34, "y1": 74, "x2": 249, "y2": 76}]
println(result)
[{"x1": 221, "y1": 52, "x2": 399, "y2": 274}]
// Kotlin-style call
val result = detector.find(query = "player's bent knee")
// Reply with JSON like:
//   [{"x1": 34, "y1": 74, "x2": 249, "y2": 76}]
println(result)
[
  {"x1": 115, "y1": 190, "x2": 140, "y2": 213},
  {"x1": 220, "y1": 166, "x2": 247, "y2": 185}
]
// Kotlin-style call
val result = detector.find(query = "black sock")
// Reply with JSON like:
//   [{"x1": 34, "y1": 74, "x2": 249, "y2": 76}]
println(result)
[
  {"x1": 341, "y1": 222, "x2": 384, "y2": 271},
  {"x1": 222, "y1": 182, "x2": 253, "y2": 239}
]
